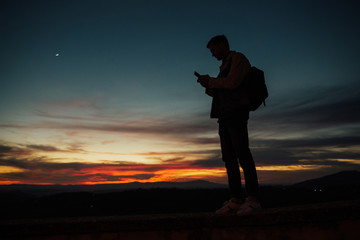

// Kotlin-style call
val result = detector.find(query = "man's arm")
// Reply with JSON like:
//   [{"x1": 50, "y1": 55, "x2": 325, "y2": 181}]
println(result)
[
  {"x1": 208, "y1": 53, "x2": 250, "y2": 89},
  {"x1": 205, "y1": 88, "x2": 215, "y2": 96},
  {"x1": 195, "y1": 72, "x2": 214, "y2": 96}
]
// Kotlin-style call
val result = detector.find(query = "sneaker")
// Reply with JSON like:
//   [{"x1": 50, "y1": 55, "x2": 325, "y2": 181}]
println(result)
[
  {"x1": 236, "y1": 198, "x2": 261, "y2": 216},
  {"x1": 215, "y1": 199, "x2": 243, "y2": 215}
]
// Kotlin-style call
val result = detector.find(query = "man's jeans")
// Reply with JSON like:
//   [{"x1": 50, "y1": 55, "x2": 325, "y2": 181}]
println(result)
[{"x1": 218, "y1": 113, "x2": 259, "y2": 198}]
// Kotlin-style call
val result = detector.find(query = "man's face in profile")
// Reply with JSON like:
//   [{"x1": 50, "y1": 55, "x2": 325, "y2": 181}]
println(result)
[{"x1": 208, "y1": 42, "x2": 227, "y2": 61}]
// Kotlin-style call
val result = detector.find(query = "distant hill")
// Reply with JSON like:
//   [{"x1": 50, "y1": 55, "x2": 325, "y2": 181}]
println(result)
[
  {"x1": 0, "y1": 180, "x2": 227, "y2": 197},
  {"x1": 2, "y1": 171, "x2": 360, "y2": 197},
  {"x1": 292, "y1": 170, "x2": 360, "y2": 189}
]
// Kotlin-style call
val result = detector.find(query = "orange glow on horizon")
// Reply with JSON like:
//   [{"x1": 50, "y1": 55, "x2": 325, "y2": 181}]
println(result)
[
  {"x1": 0, "y1": 180, "x2": 21, "y2": 185},
  {"x1": 0, "y1": 162, "x2": 337, "y2": 185},
  {"x1": 79, "y1": 166, "x2": 227, "y2": 185},
  {"x1": 257, "y1": 164, "x2": 326, "y2": 171}
]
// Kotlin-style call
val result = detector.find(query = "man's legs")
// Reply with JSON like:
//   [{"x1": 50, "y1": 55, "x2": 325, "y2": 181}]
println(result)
[
  {"x1": 219, "y1": 114, "x2": 259, "y2": 198},
  {"x1": 219, "y1": 120, "x2": 242, "y2": 198},
  {"x1": 216, "y1": 113, "x2": 260, "y2": 215},
  {"x1": 223, "y1": 114, "x2": 261, "y2": 216},
  {"x1": 231, "y1": 120, "x2": 259, "y2": 198},
  {"x1": 216, "y1": 120, "x2": 243, "y2": 214}
]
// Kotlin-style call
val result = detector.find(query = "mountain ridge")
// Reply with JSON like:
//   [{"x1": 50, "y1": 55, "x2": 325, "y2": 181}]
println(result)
[
  {"x1": 1, "y1": 171, "x2": 359, "y2": 195},
  {"x1": 0, "y1": 180, "x2": 227, "y2": 197},
  {"x1": 292, "y1": 170, "x2": 360, "y2": 189}
]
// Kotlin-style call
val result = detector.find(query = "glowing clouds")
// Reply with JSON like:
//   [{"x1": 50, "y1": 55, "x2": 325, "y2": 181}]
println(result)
[
  {"x1": 256, "y1": 165, "x2": 326, "y2": 171},
  {"x1": 0, "y1": 166, "x2": 26, "y2": 174}
]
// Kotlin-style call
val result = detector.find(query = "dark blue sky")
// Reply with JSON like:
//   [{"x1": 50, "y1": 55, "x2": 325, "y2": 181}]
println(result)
[{"x1": 1, "y1": 0, "x2": 359, "y2": 185}]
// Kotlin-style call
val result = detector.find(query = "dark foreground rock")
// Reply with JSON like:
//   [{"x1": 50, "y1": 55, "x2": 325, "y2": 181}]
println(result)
[{"x1": 1, "y1": 200, "x2": 359, "y2": 240}]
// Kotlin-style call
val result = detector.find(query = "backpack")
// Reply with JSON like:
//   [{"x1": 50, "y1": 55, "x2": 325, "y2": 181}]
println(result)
[{"x1": 245, "y1": 66, "x2": 268, "y2": 111}]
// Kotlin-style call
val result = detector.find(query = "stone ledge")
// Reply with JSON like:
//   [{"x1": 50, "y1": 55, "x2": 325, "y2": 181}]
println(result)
[{"x1": 1, "y1": 200, "x2": 359, "y2": 240}]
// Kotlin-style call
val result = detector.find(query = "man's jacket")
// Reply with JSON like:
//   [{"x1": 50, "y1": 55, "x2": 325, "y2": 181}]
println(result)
[{"x1": 206, "y1": 51, "x2": 251, "y2": 118}]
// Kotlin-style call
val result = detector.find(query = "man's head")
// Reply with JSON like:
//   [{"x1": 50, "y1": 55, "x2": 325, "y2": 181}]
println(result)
[{"x1": 207, "y1": 35, "x2": 230, "y2": 61}]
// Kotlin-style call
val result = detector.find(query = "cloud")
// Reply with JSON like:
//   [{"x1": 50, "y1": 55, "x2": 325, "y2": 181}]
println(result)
[
  {"x1": 0, "y1": 144, "x2": 32, "y2": 157},
  {"x1": 0, "y1": 156, "x2": 160, "y2": 184},
  {"x1": 1, "y1": 79, "x2": 359, "y2": 185},
  {"x1": 25, "y1": 144, "x2": 61, "y2": 152},
  {"x1": 0, "y1": 143, "x2": 225, "y2": 184},
  {"x1": 253, "y1": 80, "x2": 360, "y2": 130},
  {"x1": 37, "y1": 98, "x2": 101, "y2": 110},
  {"x1": 252, "y1": 136, "x2": 360, "y2": 149},
  {"x1": 247, "y1": 80, "x2": 360, "y2": 166},
  {"x1": 186, "y1": 137, "x2": 219, "y2": 145},
  {"x1": 0, "y1": 143, "x2": 87, "y2": 158},
  {"x1": 0, "y1": 145, "x2": 15, "y2": 156},
  {"x1": 251, "y1": 141, "x2": 360, "y2": 170},
  {"x1": 101, "y1": 140, "x2": 116, "y2": 145},
  {"x1": 1, "y1": 138, "x2": 358, "y2": 185},
  {"x1": 190, "y1": 158, "x2": 224, "y2": 168},
  {"x1": 1, "y1": 112, "x2": 216, "y2": 140}
]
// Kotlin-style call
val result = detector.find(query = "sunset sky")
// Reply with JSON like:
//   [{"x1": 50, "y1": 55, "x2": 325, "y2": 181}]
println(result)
[{"x1": 1, "y1": 0, "x2": 359, "y2": 185}]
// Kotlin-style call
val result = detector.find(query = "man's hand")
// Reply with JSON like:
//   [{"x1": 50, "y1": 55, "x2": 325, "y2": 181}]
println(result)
[{"x1": 195, "y1": 73, "x2": 210, "y2": 88}]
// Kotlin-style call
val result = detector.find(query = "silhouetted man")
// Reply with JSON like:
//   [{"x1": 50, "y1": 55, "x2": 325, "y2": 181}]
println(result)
[{"x1": 196, "y1": 35, "x2": 260, "y2": 216}]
